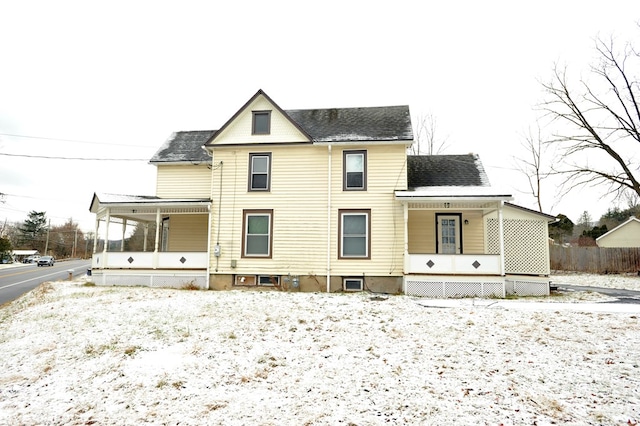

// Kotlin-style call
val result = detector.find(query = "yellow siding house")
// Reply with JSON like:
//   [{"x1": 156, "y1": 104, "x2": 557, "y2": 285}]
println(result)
[
  {"x1": 88, "y1": 90, "x2": 555, "y2": 297},
  {"x1": 596, "y1": 217, "x2": 640, "y2": 247}
]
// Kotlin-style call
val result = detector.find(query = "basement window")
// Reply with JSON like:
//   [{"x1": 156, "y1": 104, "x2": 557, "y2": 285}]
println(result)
[
  {"x1": 343, "y1": 278, "x2": 364, "y2": 291},
  {"x1": 258, "y1": 275, "x2": 279, "y2": 286},
  {"x1": 234, "y1": 275, "x2": 280, "y2": 287}
]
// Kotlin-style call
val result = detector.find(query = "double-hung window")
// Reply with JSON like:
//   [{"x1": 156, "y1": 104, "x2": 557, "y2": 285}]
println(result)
[
  {"x1": 343, "y1": 150, "x2": 366, "y2": 190},
  {"x1": 242, "y1": 210, "x2": 273, "y2": 258},
  {"x1": 252, "y1": 111, "x2": 271, "y2": 135},
  {"x1": 249, "y1": 153, "x2": 271, "y2": 191},
  {"x1": 339, "y1": 209, "x2": 371, "y2": 259}
]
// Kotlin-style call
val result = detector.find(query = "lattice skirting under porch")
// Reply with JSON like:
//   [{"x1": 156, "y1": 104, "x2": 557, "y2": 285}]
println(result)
[
  {"x1": 90, "y1": 272, "x2": 208, "y2": 289},
  {"x1": 504, "y1": 278, "x2": 550, "y2": 297},
  {"x1": 405, "y1": 276, "x2": 549, "y2": 298}
]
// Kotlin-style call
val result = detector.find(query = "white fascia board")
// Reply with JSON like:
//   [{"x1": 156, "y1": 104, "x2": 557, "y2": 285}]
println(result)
[{"x1": 313, "y1": 139, "x2": 411, "y2": 146}]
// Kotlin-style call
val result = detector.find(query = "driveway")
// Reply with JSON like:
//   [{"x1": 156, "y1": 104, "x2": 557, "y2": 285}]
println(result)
[{"x1": 555, "y1": 284, "x2": 640, "y2": 304}]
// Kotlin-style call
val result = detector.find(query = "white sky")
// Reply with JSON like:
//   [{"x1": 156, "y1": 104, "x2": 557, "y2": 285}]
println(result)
[{"x1": 1, "y1": 0, "x2": 639, "y2": 232}]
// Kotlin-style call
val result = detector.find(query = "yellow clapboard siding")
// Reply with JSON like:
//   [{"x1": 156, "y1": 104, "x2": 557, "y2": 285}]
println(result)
[
  {"x1": 167, "y1": 214, "x2": 208, "y2": 251},
  {"x1": 209, "y1": 143, "x2": 408, "y2": 277},
  {"x1": 156, "y1": 165, "x2": 211, "y2": 198}
]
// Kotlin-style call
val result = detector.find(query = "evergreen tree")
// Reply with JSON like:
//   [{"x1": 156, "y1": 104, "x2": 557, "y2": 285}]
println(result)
[
  {"x1": 548, "y1": 214, "x2": 574, "y2": 244},
  {"x1": 0, "y1": 236, "x2": 12, "y2": 263},
  {"x1": 17, "y1": 211, "x2": 48, "y2": 252}
]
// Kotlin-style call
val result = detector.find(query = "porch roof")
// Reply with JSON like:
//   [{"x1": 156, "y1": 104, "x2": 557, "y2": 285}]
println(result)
[
  {"x1": 90, "y1": 193, "x2": 210, "y2": 222},
  {"x1": 395, "y1": 186, "x2": 512, "y2": 201}
]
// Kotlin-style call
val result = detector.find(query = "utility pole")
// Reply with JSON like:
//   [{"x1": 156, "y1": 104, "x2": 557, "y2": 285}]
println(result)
[
  {"x1": 44, "y1": 219, "x2": 50, "y2": 255},
  {"x1": 72, "y1": 228, "x2": 78, "y2": 258}
]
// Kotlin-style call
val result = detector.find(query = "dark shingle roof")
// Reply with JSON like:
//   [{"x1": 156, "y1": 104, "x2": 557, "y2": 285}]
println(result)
[
  {"x1": 407, "y1": 154, "x2": 490, "y2": 188},
  {"x1": 285, "y1": 105, "x2": 413, "y2": 142},
  {"x1": 152, "y1": 103, "x2": 412, "y2": 163},
  {"x1": 150, "y1": 130, "x2": 216, "y2": 163}
]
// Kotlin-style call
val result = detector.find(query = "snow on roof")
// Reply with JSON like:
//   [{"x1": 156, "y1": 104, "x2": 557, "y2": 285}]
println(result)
[{"x1": 396, "y1": 185, "x2": 512, "y2": 200}]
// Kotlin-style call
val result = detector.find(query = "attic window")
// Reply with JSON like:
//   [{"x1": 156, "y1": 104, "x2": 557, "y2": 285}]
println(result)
[{"x1": 252, "y1": 111, "x2": 271, "y2": 135}]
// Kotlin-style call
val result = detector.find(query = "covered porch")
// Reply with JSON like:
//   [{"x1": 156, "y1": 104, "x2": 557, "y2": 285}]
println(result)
[
  {"x1": 89, "y1": 193, "x2": 211, "y2": 289},
  {"x1": 396, "y1": 189, "x2": 552, "y2": 297}
]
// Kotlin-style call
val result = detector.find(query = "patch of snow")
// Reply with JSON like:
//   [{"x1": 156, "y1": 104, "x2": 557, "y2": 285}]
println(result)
[
  {"x1": 0, "y1": 279, "x2": 638, "y2": 425},
  {"x1": 552, "y1": 272, "x2": 640, "y2": 291}
]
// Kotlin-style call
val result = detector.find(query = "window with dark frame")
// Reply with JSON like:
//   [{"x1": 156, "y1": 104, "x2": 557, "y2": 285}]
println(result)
[
  {"x1": 339, "y1": 209, "x2": 371, "y2": 259},
  {"x1": 343, "y1": 150, "x2": 366, "y2": 190},
  {"x1": 249, "y1": 153, "x2": 271, "y2": 191},
  {"x1": 242, "y1": 210, "x2": 273, "y2": 258},
  {"x1": 252, "y1": 111, "x2": 271, "y2": 135}
]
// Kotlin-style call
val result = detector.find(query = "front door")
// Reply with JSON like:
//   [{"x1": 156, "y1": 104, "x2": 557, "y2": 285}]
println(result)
[{"x1": 437, "y1": 214, "x2": 461, "y2": 254}]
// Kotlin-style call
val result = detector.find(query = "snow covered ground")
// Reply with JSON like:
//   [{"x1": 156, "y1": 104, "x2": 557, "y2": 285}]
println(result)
[{"x1": 0, "y1": 274, "x2": 638, "y2": 425}]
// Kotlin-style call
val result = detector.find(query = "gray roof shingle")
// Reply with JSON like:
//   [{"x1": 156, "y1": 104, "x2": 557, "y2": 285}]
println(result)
[
  {"x1": 151, "y1": 101, "x2": 413, "y2": 163},
  {"x1": 407, "y1": 154, "x2": 491, "y2": 188},
  {"x1": 150, "y1": 130, "x2": 215, "y2": 163},
  {"x1": 286, "y1": 105, "x2": 413, "y2": 142}
]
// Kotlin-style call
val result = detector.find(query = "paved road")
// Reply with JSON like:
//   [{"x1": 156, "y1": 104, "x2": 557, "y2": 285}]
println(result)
[
  {"x1": 0, "y1": 260, "x2": 91, "y2": 305},
  {"x1": 555, "y1": 284, "x2": 640, "y2": 304}
]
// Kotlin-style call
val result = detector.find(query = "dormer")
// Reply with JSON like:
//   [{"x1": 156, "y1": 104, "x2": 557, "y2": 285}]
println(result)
[{"x1": 204, "y1": 89, "x2": 312, "y2": 147}]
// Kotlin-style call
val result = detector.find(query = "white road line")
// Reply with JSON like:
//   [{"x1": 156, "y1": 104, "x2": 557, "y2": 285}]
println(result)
[{"x1": 0, "y1": 269, "x2": 79, "y2": 290}]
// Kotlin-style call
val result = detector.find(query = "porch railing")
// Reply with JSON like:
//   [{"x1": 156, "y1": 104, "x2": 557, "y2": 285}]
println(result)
[
  {"x1": 405, "y1": 253, "x2": 501, "y2": 275},
  {"x1": 91, "y1": 251, "x2": 208, "y2": 270}
]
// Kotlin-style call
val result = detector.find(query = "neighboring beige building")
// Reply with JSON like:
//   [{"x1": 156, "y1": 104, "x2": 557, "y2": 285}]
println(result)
[
  {"x1": 89, "y1": 90, "x2": 555, "y2": 297},
  {"x1": 596, "y1": 217, "x2": 640, "y2": 247}
]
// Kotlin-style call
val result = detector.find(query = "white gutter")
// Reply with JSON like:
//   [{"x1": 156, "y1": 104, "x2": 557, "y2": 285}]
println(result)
[{"x1": 326, "y1": 144, "x2": 332, "y2": 293}]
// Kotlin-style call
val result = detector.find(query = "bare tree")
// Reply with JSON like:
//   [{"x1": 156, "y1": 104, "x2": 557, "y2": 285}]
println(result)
[
  {"x1": 409, "y1": 113, "x2": 449, "y2": 155},
  {"x1": 540, "y1": 33, "x2": 640, "y2": 202},
  {"x1": 513, "y1": 125, "x2": 554, "y2": 212}
]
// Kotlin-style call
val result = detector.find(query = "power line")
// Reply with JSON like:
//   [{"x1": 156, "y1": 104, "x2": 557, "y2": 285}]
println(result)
[
  {"x1": 0, "y1": 132, "x2": 155, "y2": 149},
  {"x1": 0, "y1": 152, "x2": 148, "y2": 161}
]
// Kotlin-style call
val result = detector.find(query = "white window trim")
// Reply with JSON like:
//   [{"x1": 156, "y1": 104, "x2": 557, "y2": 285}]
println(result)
[
  {"x1": 339, "y1": 210, "x2": 370, "y2": 259},
  {"x1": 243, "y1": 210, "x2": 273, "y2": 258},
  {"x1": 343, "y1": 277, "x2": 364, "y2": 291}
]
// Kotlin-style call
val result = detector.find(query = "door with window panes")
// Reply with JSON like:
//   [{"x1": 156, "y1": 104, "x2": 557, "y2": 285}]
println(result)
[{"x1": 436, "y1": 214, "x2": 461, "y2": 254}]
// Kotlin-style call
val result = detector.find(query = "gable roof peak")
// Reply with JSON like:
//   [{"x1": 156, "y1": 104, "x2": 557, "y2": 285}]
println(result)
[{"x1": 204, "y1": 89, "x2": 312, "y2": 146}]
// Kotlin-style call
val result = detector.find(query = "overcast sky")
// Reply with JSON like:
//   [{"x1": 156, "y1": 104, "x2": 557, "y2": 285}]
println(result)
[{"x1": 1, "y1": 0, "x2": 639, "y2": 232}]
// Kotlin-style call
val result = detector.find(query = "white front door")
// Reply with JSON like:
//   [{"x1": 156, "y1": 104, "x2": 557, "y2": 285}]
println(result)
[{"x1": 437, "y1": 215, "x2": 461, "y2": 254}]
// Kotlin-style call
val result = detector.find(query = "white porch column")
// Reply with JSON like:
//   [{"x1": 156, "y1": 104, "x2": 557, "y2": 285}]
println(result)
[
  {"x1": 103, "y1": 209, "x2": 111, "y2": 254},
  {"x1": 498, "y1": 201, "x2": 506, "y2": 276},
  {"x1": 143, "y1": 224, "x2": 149, "y2": 252},
  {"x1": 93, "y1": 217, "x2": 100, "y2": 254},
  {"x1": 403, "y1": 202, "x2": 409, "y2": 286},
  {"x1": 153, "y1": 208, "x2": 161, "y2": 269},
  {"x1": 121, "y1": 219, "x2": 127, "y2": 252}
]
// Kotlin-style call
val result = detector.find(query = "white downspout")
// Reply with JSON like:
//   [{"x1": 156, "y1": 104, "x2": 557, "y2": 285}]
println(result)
[{"x1": 326, "y1": 144, "x2": 332, "y2": 293}]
